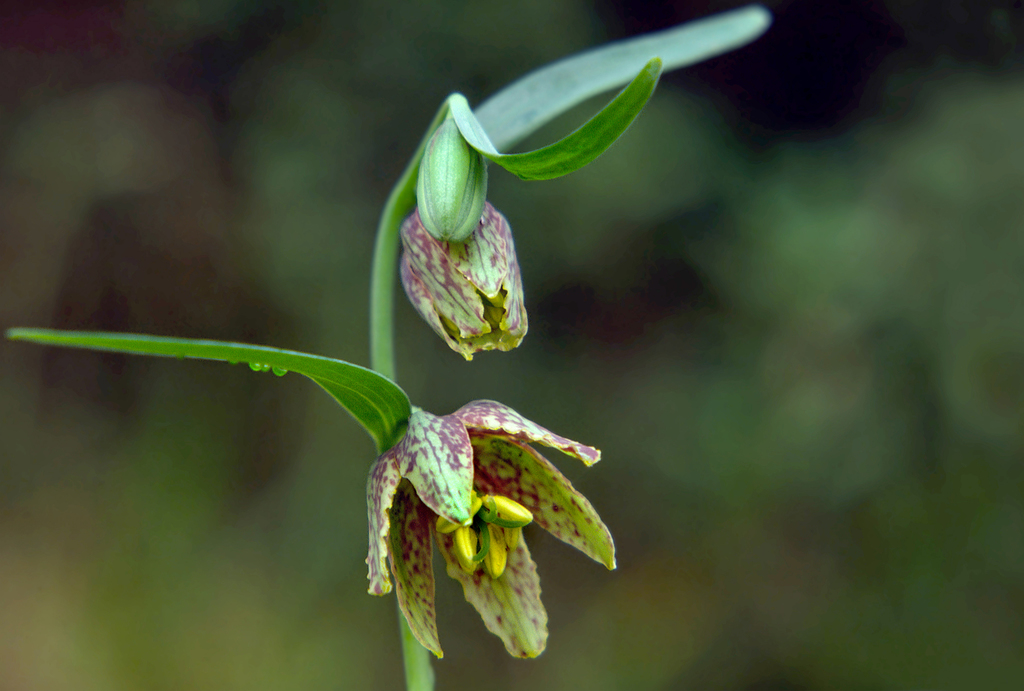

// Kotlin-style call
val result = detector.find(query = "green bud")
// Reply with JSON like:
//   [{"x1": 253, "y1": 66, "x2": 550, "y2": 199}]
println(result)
[{"x1": 416, "y1": 117, "x2": 488, "y2": 242}]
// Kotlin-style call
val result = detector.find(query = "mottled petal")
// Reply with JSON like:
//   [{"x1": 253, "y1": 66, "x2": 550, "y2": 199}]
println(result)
[
  {"x1": 401, "y1": 210, "x2": 488, "y2": 338},
  {"x1": 400, "y1": 253, "x2": 454, "y2": 349},
  {"x1": 501, "y1": 243, "x2": 526, "y2": 334},
  {"x1": 454, "y1": 400, "x2": 600, "y2": 466},
  {"x1": 472, "y1": 436, "x2": 616, "y2": 570},
  {"x1": 445, "y1": 203, "x2": 511, "y2": 298},
  {"x1": 366, "y1": 452, "x2": 402, "y2": 595},
  {"x1": 438, "y1": 530, "x2": 548, "y2": 658},
  {"x1": 390, "y1": 409, "x2": 474, "y2": 525},
  {"x1": 388, "y1": 480, "x2": 443, "y2": 657}
]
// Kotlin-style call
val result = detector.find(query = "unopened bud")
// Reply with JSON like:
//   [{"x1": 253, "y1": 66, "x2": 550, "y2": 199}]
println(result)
[{"x1": 416, "y1": 118, "x2": 488, "y2": 243}]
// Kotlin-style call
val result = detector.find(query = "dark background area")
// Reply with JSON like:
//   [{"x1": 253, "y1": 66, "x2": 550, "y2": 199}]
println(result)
[{"x1": 2, "y1": 0, "x2": 1023, "y2": 688}]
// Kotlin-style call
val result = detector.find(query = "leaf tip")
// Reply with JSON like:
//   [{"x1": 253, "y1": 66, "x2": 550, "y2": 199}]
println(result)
[
  {"x1": 6, "y1": 327, "x2": 36, "y2": 342},
  {"x1": 734, "y1": 4, "x2": 773, "y2": 42}
]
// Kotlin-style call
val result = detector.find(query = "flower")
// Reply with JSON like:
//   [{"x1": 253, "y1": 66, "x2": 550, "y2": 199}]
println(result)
[
  {"x1": 365, "y1": 400, "x2": 615, "y2": 658},
  {"x1": 400, "y1": 203, "x2": 527, "y2": 360}
]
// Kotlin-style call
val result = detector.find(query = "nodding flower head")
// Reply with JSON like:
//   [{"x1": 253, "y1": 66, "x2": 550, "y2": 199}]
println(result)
[
  {"x1": 400, "y1": 204, "x2": 527, "y2": 360},
  {"x1": 365, "y1": 401, "x2": 614, "y2": 658}
]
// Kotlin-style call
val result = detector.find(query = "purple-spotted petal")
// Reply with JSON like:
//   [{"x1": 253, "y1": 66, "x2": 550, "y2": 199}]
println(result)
[
  {"x1": 472, "y1": 436, "x2": 616, "y2": 570},
  {"x1": 401, "y1": 211, "x2": 489, "y2": 338},
  {"x1": 388, "y1": 480, "x2": 442, "y2": 657},
  {"x1": 438, "y1": 531, "x2": 548, "y2": 658},
  {"x1": 454, "y1": 400, "x2": 600, "y2": 466},
  {"x1": 501, "y1": 245, "x2": 526, "y2": 334},
  {"x1": 400, "y1": 253, "x2": 453, "y2": 348},
  {"x1": 445, "y1": 204, "x2": 511, "y2": 299},
  {"x1": 366, "y1": 452, "x2": 402, "y2": 595},
  {"x1": 390, "y1": 409, "x2": 474, "y2": 525}
]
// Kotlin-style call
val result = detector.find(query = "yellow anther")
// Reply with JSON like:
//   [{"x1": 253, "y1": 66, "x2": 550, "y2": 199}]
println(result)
[
  {"x1": 503, "y1": 526, "x2": 521, "y2": 552},
  {"x1": 436, "y1": 515, "x2": 461, "y2": 534},
  {"x1": 490, "y1": 495, "x2": 533, "y2": 527},
  {"x1": 469, "y1": 493, "x2": 484, "y2": 517},
  {"x1": 483, "y1": 524, "x2": 508, "y2": 579},
  {"x1": 453, "y1": 526, "x2": 479, "y2": 574}
]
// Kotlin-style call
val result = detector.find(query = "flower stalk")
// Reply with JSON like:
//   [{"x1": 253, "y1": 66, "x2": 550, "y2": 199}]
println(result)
[{"x1": 369, "y1": 105, "x2": 450, "y2": 691}]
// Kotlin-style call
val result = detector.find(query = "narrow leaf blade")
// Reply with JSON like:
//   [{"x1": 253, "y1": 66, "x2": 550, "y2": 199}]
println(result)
[
  {"x1": 6, "y1": 328, "x2": 411, "y2": 452},
  {"x1": 474, "y1": 4, "x2": 772, "y2": 152}
]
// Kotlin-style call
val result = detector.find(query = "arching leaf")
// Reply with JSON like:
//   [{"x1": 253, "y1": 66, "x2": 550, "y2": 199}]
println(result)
[
  {"x1": 6, "y1": 328, "x2": 411, "y2": 453},
  {"x1": 474, "y1": 4, "x2": 772, "y2": 151},
  {"x1": 447, "y1": 58, "x2": 662, "y2": 181}
]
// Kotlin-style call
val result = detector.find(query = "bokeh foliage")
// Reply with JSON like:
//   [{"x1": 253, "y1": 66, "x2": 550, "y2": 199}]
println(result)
[{"x1": 2, "y1": 0, "x2": 1022, "y2": 689}]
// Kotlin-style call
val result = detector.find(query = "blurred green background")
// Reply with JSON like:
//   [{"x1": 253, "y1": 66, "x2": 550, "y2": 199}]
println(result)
[{"x1": 2, "y1": 0, "x2": 1023, "y2": 688}]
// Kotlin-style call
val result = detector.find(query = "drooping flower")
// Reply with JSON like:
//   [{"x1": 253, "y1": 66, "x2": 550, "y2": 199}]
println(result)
[
  {"x1": 399, "y1": 203, "x2": 527, "y2": 360},
  {"x1": 366, "y1": 401, "x2": 615, "y2": 658}
]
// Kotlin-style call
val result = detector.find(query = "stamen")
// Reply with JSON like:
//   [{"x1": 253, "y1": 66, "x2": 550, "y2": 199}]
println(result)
[
  {"x1": 483, "y1": 524, "x2": 508, "y2": 578},
  {"x1": 436, "y1": 515, "x2": 461, "y2": 534},
  {"x1": 480, "y1": 495, "x2": 533, "y2": 528},
  {"x1": 453, "y1": 526, "x2": 479, "y2": 573},
  {"x1": 503, "y1": 526, "x2": 521, "y2": 552}
]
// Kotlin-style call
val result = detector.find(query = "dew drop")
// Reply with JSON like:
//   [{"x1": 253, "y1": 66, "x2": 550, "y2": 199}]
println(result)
[
  {"x1": 272, "y1": 366, "x2": 287, "y2": 377},
  {"x1": 261, "y1": 364, "x2": 271, "y2": 372},
  {"x1": 249, "y1": 362, "x2": 263, "y2": 371}
]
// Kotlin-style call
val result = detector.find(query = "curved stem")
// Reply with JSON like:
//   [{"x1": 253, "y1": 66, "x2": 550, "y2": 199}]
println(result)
[
  {"x1": 369, "y1": 101, "x2": 450, "y2": 691},
  {"x1": 369, "y1": 101, "x2": 451, "y2": 381}
]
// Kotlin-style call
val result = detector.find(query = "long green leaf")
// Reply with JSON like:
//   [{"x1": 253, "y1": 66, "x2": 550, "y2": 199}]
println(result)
[
  {"x1": 6, "y1": 328, "x2": 411, "y2": 453},
  {"x1": 474, "y1": 4, "x2": 772, "y2": 152},
  {"x1": 448, "y1": 58, "x2": 662, "y2": 181}
]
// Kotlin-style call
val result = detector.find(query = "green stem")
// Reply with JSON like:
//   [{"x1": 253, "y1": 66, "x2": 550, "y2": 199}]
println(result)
[
  {"x1": 399, "y1": 608, "x2": 436, "y2": 691},
  {"x1": 368, "y1": 101, "x2": 451, "y2": 691},
  {"x1": 369, "y1": 101, "x2": 451, "y2": 381}
]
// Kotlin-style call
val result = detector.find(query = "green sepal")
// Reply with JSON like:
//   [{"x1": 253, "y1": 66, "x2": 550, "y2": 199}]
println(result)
[{"x1": 6, "y1": 328, "x2": 411, "y2": 453}]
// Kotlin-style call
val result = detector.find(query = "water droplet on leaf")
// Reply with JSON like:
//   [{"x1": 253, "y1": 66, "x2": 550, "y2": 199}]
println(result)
[
  {"x1": 272, "y1": 366, "x2": 287, "y2": 376},
  {"x1": 249, "y1": 362, "x2": 263, "y2": 371}
]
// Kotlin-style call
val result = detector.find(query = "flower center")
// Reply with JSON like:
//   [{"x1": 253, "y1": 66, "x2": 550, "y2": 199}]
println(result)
[{"x1": 435, "y1": 491, "x2": 532, "y2": 578}]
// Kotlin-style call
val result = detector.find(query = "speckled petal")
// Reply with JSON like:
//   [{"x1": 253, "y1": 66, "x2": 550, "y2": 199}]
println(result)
[
  {"x1": 400, "y1": 253, "x2": 454, "y2": 348},
  {"x1": 471, "y1": 436, "x2": 616, "y2": 570},
  {"x1": 389, "y1": 409, "x2": 474, "y2": 525},
  {"x1": 445, "y1": 203, "x2": 511, "y2": 299},
  {"x1": 366, "y1": 451, "x2": 402, "y2": 595},
  {"x1": 501, "y1": 243, "x2": 526, "y2": 335},
  {"x1": 401, "y1": 210, "x2": 488, "y2": 338},
  {"x1": 388, "y1": 480, "x2": 443, "y2": 657},
  {"x1": 438, "y1": 530, "x2": 548, "y2": 658},
  {"x1": 453, "y1": 400, "x2": 600, "y2": 466}
]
